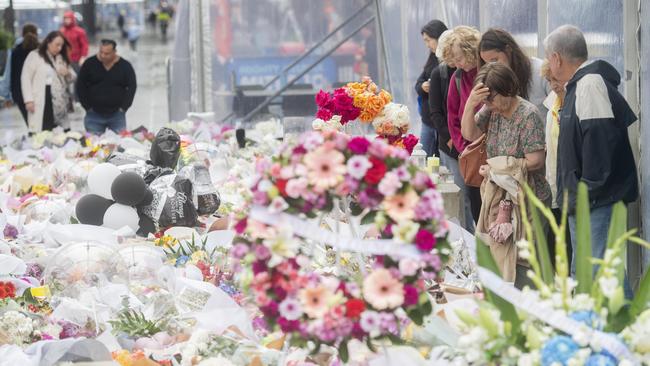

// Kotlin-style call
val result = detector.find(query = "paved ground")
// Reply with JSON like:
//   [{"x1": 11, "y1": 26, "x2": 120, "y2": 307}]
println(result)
[{"x1": 0, "y1": 28, "x2": 174, "y2": 135}]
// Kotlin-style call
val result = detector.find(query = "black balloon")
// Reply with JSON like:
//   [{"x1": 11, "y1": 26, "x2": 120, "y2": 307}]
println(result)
[
  {"x1": 139, "y1": 189, "x2": 154, "y2": 207},
  {"x1": 136, "y1": 214, "x2": 157, "y2": 237},
  {"x1": 111, "y1": 172, "x2": 147, "y2": 206},
  {"x1": 75, "y1": 194, "x2": 114, "y2": 226}
]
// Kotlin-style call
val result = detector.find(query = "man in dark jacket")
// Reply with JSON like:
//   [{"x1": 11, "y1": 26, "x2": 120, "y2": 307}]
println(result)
[
  {"x1": 544, "y1": 25, "x2": 638, "y2": 283},
  {"x1": 77, "y1": 39, "x2": 137, "y2": 134}
]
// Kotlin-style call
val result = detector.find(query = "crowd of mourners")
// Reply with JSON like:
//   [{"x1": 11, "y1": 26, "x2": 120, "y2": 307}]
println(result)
[{"x1": 415, "y1": 21, "x2": 638, "y2": 292}]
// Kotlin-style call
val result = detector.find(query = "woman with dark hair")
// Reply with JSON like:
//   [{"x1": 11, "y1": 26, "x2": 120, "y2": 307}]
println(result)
[
  {"x1": 478, "y1": 28, "x2": 549, "y2": 117},
  {"x1": 461, "y1": 62, "x2": 550, "y2": 287},
  {"x1": 415, "y1": 19, "x2": 447, "y2": 157},
  {"x1": 21, "y1": 31, "x2": 76, "y2": 132},
  {"x1": 10, "y1": 24, "x2": 39, "y2": 125}
]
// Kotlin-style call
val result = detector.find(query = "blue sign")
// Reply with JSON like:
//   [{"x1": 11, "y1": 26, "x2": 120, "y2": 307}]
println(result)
[{"x1": 227, "y1": 56, "x2": 338, "y2": 91}]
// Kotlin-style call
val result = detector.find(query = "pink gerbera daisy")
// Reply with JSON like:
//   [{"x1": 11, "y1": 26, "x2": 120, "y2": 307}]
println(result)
[
  {"x1": 304, "y1": 147, "x2": 346, "y2": 192},
  {"x1": 362, "y1": 268, "x2": 404, "y2": 310}
]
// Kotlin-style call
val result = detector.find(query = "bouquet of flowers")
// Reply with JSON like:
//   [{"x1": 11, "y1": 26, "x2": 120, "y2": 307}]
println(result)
[
  {"x1": 230, "y1": 130, "x2": 450, "y2": 361},
  {"x1": 372, "y1": 102, "x2": 419, "y2": 154},
  {"x1": 432, "y1": 184, "x2": 650, "y2": 366},
  {"x1": 313, "y1": 77, "x2": 391, "y2": 131}
]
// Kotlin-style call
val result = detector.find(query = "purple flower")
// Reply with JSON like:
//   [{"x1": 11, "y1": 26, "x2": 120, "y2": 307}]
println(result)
[
  {"x1": 3, "y1": 224, "x2": 18, "y2": 239},
  {"x1": 347, "y1": 136, "x2": 371, "y2": 154},
  {"x1": 25, "y1": 263, "x2": 43, "y2": 279},
  {"x1": 351, "y1": 322, "x2": 366, "y2": 340},
  {"x1": 278, "y1": 317, "x2": 301, "y2": 332},
  {"x1": 358, "y1": 187, "x2": 382, "y2": 209},
  {"x1": 254, "y1": 245, "x2": 271, "y2": 261},
  {"x1": 252, "y1": 260, "x2": 268, "y2": 275},
  {"x1": 261, "y1": 301, "x2": 279, "y2": 318},
  {"x1": 230, "y1": 243, "x2": 249, "y2": 259}
]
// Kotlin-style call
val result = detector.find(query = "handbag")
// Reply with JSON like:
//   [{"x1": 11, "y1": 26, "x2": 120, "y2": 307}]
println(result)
[{"x1": 459, "y1": 133, "x2": 487, "y2": 187}]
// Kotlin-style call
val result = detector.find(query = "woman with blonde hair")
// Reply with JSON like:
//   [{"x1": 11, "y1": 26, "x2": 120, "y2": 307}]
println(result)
[{"x1": 446, "y1": 25, "x2": 482, "y2": 223}]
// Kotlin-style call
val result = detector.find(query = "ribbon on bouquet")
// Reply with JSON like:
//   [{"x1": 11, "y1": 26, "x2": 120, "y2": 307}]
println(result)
[
  {"x1": 477, "y1": 268, "x2": 638, "y2": 364},
  {"x1": 248, "y1": 205, "x2": 422, "y2": 259}
]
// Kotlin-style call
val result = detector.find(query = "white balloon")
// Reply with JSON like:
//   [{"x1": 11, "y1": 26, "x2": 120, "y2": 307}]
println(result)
[
  {"x1": 103, "y1": 203, "x2": 140, "y2": 231},
  {"x1": 87, "y1": 163, "x2": 121, "y2": 199}
]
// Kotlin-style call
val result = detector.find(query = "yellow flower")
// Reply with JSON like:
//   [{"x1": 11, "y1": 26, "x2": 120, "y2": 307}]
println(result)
[
  {"x1": 111, "y1": 350, "x2": 131, "y2": 366},
  {"x1": 30, "y1": 184, "x2": 50, "y2": 197},
  {"x1": 191, "y1": 250, "x2": 207, "y2": 264},
  {"x1": 155, "y1": 235, "x2": 178, "y2": 249}
]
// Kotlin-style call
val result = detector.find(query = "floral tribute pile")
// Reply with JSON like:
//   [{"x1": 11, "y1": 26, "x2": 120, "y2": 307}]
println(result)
[
  {"x1": 229, "y1": 130, "x2": 449, "y2": 361},
  {"x1": 312, "y1": 77, "x2": 419, "y2": 154}
]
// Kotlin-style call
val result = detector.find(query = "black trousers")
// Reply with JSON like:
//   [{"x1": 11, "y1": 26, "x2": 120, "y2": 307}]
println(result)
[
  {"x1": 16, "y1": 99, "x2": 28, "y2": 126},
  {"x1": 468, "y1": 186, "x2": 482, "y2": 223},
  {"x1": 42, "y1": 86, "x2": 56, "y2": 131}
]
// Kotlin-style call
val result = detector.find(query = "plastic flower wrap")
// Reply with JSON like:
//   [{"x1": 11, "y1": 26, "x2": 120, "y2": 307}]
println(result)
[{"x1": 230, "y1": 130, "x2": 450, "y2": 361}]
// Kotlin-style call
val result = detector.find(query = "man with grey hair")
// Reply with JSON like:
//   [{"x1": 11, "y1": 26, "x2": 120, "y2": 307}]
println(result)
[{"x1": 544, "y1": 25, "x2": 637, "y2": 289}]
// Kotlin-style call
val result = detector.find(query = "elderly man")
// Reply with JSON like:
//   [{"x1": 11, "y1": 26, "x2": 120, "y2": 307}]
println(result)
[{"x1": 544, "y1": 25, "x2": 637, "y2": 281}]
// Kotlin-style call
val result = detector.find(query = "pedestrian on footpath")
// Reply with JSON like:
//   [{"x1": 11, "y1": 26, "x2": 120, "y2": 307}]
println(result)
[
  {"x1": 10, "y1": 24, "x2": 39, "y2": 125},
  {"x1": 21, "y1": 31, "x2": 76, "y2": 133},
  {"x1": 76, "y1": 39, "x2": 137, "y2": 134},
  {"x1": 60, "y1": 11, "x2": 89, "y2": 74}
]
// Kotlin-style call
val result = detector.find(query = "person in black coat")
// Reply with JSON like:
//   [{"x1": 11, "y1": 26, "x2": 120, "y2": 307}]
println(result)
[
  {"x1": 415, "y1": 20, "x2": 447, "y2": 157},
  {"x1": 10, "y1": 24, "x2": 39, "y2": 125}
]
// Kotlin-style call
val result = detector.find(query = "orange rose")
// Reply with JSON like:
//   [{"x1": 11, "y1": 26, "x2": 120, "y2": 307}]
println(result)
[
  {"x1": 379, "y1": 89, "x2": 392, "y2": 104},
  {"x1": 359, "y1": 110, "x2": 374, "y2": 122},
  {"x1": 353, "y1": 93, "x2": 368, "y2": 109},
  {"x1": 366, "y1": 95, "x2": 387, "y2": 118},
  {"x1": 346, "y1": 82, "x2": 367, "y2": 96}
]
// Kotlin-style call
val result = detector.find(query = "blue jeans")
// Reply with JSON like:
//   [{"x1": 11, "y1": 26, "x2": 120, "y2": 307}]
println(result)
[
  {"x1": 569, "y1": 204, "x2": 634, "y2": 298},
  {"x1": 420, "y1": 123, "x2": 438, "y2": 157},
  {"x1": 84, "y1": 110, "x2": 127, "y2": 135},
  {"x1": 440, "y1": 151, "x2": 475, "y2": 233}
]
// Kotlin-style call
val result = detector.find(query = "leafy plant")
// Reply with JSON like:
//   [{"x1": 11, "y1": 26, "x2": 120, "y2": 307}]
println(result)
[{"x1": 108, "y1": 298, "x2": 166, "y2": 338}]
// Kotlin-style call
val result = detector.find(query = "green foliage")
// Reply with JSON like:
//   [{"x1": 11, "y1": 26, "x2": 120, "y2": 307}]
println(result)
[
  {"x1": 575, "y1": 183, "x2": 593, "y2": 294},
  {"x1": 109, "y1": 308, "x2": 166, "y2": 338},
  {"x1": 108, "y1": 298, "x2": 166, "y2": 338}
]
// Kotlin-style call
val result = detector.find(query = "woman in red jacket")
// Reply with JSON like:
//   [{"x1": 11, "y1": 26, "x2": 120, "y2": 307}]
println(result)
[{"x1": 60, "y1": 11, "x2": 89, "y2": 73}]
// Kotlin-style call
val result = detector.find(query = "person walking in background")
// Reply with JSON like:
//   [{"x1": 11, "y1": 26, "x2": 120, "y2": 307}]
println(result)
[
  {"x1": 544, "y1": 25, "x2": 637, "y2": 295},
  {"x1": 60, "y1": 11, "x2": 89, "y2": 73},
  {"x1": 446, "y1": 25, "x2": 482, "y2": 224},
  {"x1": 415, "y1": 19, "x2": 448, "y2": 158},
  {"x1": 21, "y1": 31, "x2": 76, "y2": 133},
  {"x1": 117, "y1": 10, "x2": 127, "y2": 39},
  {"x1": 478, "y1": 28, "x2": 550, "y2": 119},
  {"x1": 126, "y1": 19, "x2": 142, "y2": 51},
  {"x1": 76, "y1": 39, "x2": 137, "y2": 134},
  {"x1": 11, "y1": 24, "x2": 39, "y2": 125}
]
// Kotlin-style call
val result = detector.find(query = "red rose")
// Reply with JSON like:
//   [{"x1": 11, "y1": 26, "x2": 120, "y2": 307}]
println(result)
[
  {"x1": 414, "y1": 229, "x2": 436, "y2": 252},
  {"x1": 315, "y1": 90, "x2": 332, "y2": 108},
  {"x1": 345, "y1": 298, "x2": 366, "y2": 318},
  {"x1": 364, "y1": 157, "x2": 387, "y2": 185},
  {"x1": 276, "y1": 179, "x2": 288, "y2": 196},
  {"x1": 316, "y1": 108, "x2": 334, "y2": 121}
]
